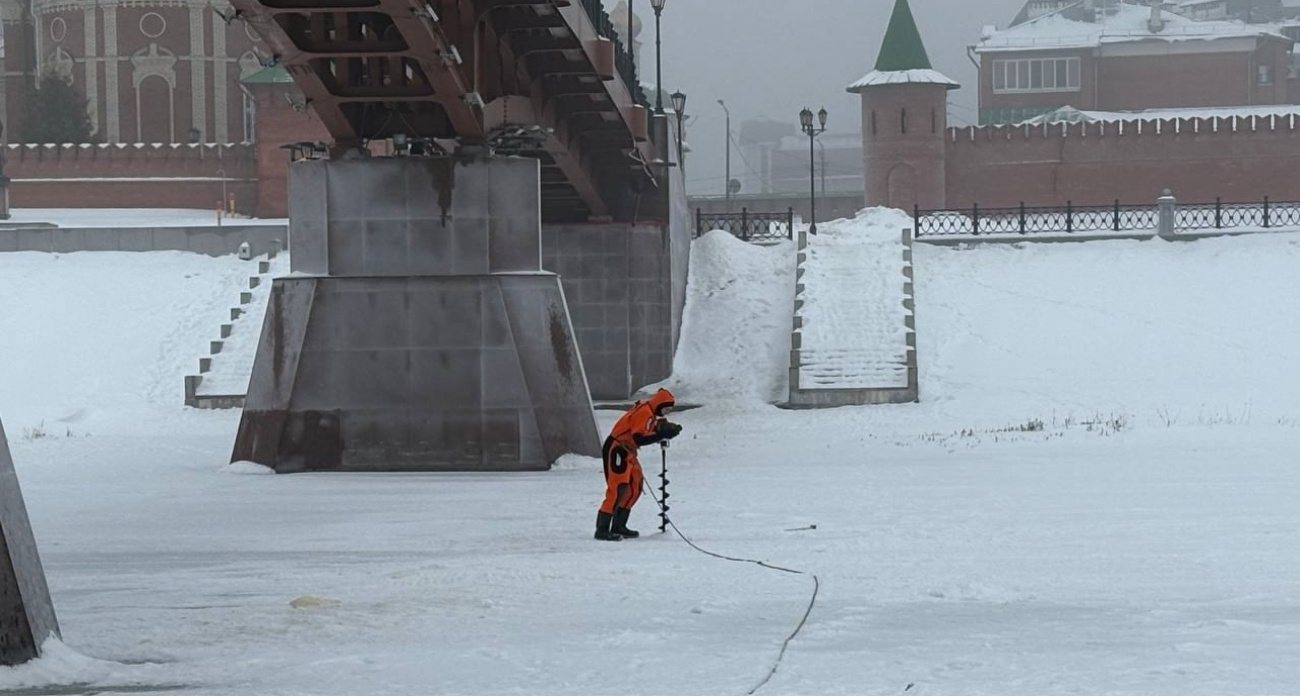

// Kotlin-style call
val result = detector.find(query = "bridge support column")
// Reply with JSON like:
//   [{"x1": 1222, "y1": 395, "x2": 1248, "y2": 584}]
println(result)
[
  {"x1": 231, "y1": 157, "x2": 601, "y2": 472},
  {"x1": 1, "y1": 419, "x2": 60, "y2": 665}
]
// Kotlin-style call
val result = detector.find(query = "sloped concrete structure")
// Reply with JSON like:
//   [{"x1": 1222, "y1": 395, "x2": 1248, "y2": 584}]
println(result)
[
  {"x1": 0, "y1": 419, "x2": 60, "y2": 665},
  {"x1": 231, "y1": 157, "x2": 601, "y2": 472}
]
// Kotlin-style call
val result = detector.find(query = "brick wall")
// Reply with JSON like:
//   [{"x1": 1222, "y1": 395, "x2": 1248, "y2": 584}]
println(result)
[
  {"x1": 249, "y1": 83, "x2": 331, "y2": 218},
  {"x1": 944, "y1": 115, "x2": 1300, "y2": 208},
  {"x1": 5, "y1": 143, "x2": 259, "y2": 212}
]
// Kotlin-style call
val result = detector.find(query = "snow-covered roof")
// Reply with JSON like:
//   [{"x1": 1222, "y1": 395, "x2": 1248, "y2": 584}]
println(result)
[
  {"x1": 976, "y1": 2, "x2": 1289, "y2": 53},
  {"x1": 1020, "y1": 103, "x2": 1300, "y2": 124},
  {"x1": 847, "y1": 69, "x2": 959, "y2": 92}
]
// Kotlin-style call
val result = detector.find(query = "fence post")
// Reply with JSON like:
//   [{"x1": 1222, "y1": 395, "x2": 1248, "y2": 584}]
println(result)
[
  {"x1": 1215, "y1": 198, "x2": 1222, "y2": 230},
  {"x1": 1066, "y1": 201, "x2": 1074, "y2": 234},
  {"x1": 788, "y1": 207, "x2": 795, "y2": 240},
  {"x1": 1157, "y1": 189, "x2": 1178, "y2": 238},
  {"x1": 741, "y1": 207, "x2": 749, "y2": 241},
  {"x1": 1113, "y1": 199, "x2": 1120, "y2": 232},
  {"x1": 972, "y1": 203, "x2": 980, "y2": 236},
  {"x1": 913, "y1": 205, "x2": 922, "y2": 238},
  {"x1": 1264, "y1": 196, "x2": 1271, "y2": 229},
  {"x1": 1019, "y1": 202, "x2": 1026, "y2": 235}
]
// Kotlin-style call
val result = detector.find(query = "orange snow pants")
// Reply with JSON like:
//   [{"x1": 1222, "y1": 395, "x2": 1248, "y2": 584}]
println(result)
[{"x1": 600, "y1": 437, "x2": 643, "y2": 515}]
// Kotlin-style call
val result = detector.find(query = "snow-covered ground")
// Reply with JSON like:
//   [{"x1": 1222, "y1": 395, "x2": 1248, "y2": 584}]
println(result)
[
  {"x1": 2, "y1": 230, "x2": 1299, "y2": 696},
  {"x1": 797, "y1": 209, "x2": 911, "y2": 389},
  {"x1": 5, "y1": 209, "x2": 287, "y2": 228}
]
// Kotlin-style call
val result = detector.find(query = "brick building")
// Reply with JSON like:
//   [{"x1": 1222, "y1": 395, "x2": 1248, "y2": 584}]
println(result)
[
  {"x1": 852, "y1": 0, "x2": 1300, "y2": 211},
  {"x1": 975, "y1": 0, "x2": 1297, "y2": 125},
  {"x1": 1, "y1": 0, "x2": 271, "y2": 144}
]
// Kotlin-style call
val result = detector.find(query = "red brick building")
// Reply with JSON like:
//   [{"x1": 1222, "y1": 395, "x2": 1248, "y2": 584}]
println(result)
[
  {"x1": 853, "y1": 0, "x2": 1300, "y2": 211},
  {"x1": 2, "y1": 0, "x2": 271, "y2": 144},
  {"x1": 975, "y1": 0, "x2": 1297, "y2": 124}
]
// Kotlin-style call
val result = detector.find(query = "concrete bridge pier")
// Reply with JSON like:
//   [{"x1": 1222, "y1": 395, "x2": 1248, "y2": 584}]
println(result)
[
  {"x1": 231, "y1": 156, "x2": 601, "y2": 472},
  {"x1": 1, "y1": 419, "x2": 60, "y2": 665}
]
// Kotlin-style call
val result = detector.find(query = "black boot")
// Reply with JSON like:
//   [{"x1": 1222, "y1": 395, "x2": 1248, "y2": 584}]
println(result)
[
  {"x1": 612, "y1": 508, "x2": 640, "y2": 538},
  {"x1": 594, "y1": 511, "x2": 623, "y2": 541}
]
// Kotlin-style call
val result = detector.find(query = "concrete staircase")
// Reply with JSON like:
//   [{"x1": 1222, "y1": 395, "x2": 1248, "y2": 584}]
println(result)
[
  {"x1": 786, "y1": 223, "x2": 919, "y2": 408},
  {"x1": 184, "y1": 245, "x2": 288, "y2": 409}
]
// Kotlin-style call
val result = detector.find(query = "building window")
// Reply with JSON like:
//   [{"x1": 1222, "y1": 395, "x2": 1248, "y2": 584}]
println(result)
[
  {"x1": 992, "y1": 57, "x2": 1081, "y2": 93},
  {"x1": 243, "y1": 90, "x2": 257, "y2": 142},
  {"x1": 901, "y1": 108, "x2": 907, "y2": 134},
  {"x1": 931, "y1": 108, "x2": 937, "y2": 133},
  {"x1": 1258, "y1": 65, "x2": 1274, "y2": 85},
  {"x1": 871, "y1": 110, "x2": 877, "y2": 136}
]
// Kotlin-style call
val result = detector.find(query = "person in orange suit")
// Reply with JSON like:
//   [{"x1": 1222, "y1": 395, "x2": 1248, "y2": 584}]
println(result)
[{"x1": 595, "y1": 388, "x2": 683, "y2": 541}]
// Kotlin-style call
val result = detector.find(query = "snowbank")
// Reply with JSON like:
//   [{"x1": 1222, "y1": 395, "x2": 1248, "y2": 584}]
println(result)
[{"x1": 652, "y1": 230, "x2": 795, "y2": 405}]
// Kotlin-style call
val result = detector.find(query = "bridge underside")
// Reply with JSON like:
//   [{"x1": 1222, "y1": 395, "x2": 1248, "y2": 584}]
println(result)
[{"x1": 231, "y1": 0, "x2": 663, "y2": 222}]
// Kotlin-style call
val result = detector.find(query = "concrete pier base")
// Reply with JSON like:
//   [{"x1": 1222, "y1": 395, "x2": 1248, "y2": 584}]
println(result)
[
  {"x1": 0, "y1": 419, "x2": 60, "y2": 665},
  {"x1": 231, "y1": 156, "x2": 600, "y2": 472}
]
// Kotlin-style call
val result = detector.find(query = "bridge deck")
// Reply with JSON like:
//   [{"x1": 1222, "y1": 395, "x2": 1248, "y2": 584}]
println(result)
[{"x1": 230, "y1": 0, "x2": 663, "y2": 221}]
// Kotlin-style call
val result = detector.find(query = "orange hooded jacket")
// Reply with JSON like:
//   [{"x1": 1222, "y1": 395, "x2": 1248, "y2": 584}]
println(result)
[{"x1": 608, "y1": 388, "x2": 676, "y2": 452}]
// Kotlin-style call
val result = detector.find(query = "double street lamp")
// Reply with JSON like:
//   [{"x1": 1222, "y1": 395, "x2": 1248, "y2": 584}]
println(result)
[{"x1": 800, "y1": 106, "x2": 828, "y2": 234}]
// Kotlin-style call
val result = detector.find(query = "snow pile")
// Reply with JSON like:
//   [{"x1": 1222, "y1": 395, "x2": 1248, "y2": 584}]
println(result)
[
  {"x1": 196, "y1": 253, "x2": 291, "y2": 397},
  {"x1": 654, "y1": 230, "x2": 795, "y2": 405},
  {"x1": 796, "y1": 208, "x2": 912, "y2": 389},
  {"x1": 0, "y1": 639, "x2": 175, "y2": 691}
]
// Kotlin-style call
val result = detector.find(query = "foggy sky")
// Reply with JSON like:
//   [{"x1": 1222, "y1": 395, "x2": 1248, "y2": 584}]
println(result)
[{"x1": 626, "y1": 0, "x2": 1028, "y2": 195}]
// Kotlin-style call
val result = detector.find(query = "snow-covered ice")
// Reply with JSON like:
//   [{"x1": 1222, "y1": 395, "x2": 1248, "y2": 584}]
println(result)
[
  {"x1": 797, "y1": 208, "x2": 912, "y2": 389},
  {"x1": 2, "y1": 229, "x2": 1299, "y2": 695}
]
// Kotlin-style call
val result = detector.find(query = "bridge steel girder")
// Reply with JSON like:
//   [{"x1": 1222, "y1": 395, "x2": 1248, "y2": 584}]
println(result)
[{"x1": 231, "y1": 0, "x2": 659, "y2": 221}]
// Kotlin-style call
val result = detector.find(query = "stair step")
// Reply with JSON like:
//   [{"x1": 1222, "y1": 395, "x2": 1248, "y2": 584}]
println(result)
[{"x1": 220, "y1": 324, "x2": 233, "y2": 339}]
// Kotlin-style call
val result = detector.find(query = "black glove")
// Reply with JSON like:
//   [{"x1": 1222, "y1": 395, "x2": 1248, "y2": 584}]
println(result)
[{"x1": 658, "y1": 421, "x2": 683, "y2": 440}]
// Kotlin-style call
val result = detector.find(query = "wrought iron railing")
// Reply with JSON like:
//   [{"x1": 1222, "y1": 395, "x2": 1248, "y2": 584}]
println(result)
[
  {"x1": 696, "y1": 208, "x2": 795, "y2": 243},
  {"x1": 1176, "y1": 197, "x2": 1300, "y2": 231},
  {"x1": 577, "y1": 0, "x2": 648, "y2": 107},
  {"x1": 915, "y1": 201, "x2": 1158, "y2": 237}
]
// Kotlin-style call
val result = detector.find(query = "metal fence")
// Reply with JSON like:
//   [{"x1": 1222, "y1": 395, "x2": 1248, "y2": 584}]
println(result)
[
  {"x1": 916, "y1": 197, "x2": 1300, "y2": 238},
  {"x1": 1175, "y1": 198, "x2": 1300, "y2": 231},
  {"x1": 578, "y1": 0, "x2": 648, "y2": 107},
  {"x1": 915, "y1": 201, "x2": 1158, "y2": 237},
  {"x1": 696, "y1": 208, "x2": 795, "y2": 242}
]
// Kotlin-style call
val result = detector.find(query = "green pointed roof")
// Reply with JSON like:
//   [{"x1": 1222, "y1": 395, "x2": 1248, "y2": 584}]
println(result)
[
  {"x1": 875, "y1": 0, "x2": 932, "y2": 72},
  {"x1": 241, "y1": 65, "x2": 294, "y2": 86}
]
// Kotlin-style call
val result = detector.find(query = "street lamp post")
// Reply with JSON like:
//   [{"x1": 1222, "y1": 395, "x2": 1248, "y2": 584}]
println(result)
[
  {"x1": 671, "y1": 91, "x2": 687, "y2": 165},
  {"x1": 651, "y1": 0, "x2": 666, "y2": 114},
  {"x1": 717, "y1": 99, "x2": 731, "y2": 213},
  {"x1": 800, "y1": 107, "x2": 828, "y2": 234}
]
